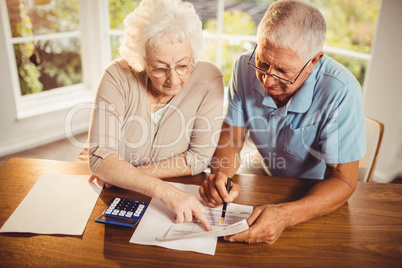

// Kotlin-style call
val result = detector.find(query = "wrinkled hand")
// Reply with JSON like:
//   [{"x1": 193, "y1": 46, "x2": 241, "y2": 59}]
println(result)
[
  {"x1": 88, "y1": 174, "x2": 114, "y2": 189},
  {"x1": 199, "y1": 171, "x2": 240, "y2": 207},
  {"x1": 160, "y1": 185, "x2": 211, "y2": 231},
  {"x1": 224, "y1": 203, "x2": 289, "y2": 245}
]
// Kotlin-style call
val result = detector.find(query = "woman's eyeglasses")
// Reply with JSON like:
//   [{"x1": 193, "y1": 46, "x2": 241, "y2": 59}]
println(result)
[{"x1": 146, "y1": 59, "x2": 194, "y2": 78}]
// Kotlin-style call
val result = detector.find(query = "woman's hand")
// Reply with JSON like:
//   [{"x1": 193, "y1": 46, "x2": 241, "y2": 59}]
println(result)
[
  {"x1": 159, "y1": 184, "x2": 211, "y2": 231},
  {"x1": 88, "y1": 174, "x2": 114, "y2": 189}
]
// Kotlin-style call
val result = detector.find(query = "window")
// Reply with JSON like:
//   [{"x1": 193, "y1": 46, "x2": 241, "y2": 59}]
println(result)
[
  {"x1": 311, "y1": 0, "x2": 381, "y2": 85},
  {"x1": 196, "y1": 0, "x2": 268, "y2": 86},
  {"x1": 107, "y1": 0, "x2": 380, "y2": 88},
  {"x1": 107, "y1": 0, "x2": 140, "y2": 61},
  {"x1": 6, "y1": 0, "x2": 82, "y2": 96},
  {"x1": 2, "y1": 0, "x2": 380, "y2": 119},
  {"x1": 1, "y1": 0, "x2": 101, "y2": 119}
]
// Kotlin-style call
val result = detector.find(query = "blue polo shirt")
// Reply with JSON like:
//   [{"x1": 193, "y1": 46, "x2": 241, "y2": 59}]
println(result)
[{"x1": 225, "y1": 52, "x2": 366, "y2": 179}]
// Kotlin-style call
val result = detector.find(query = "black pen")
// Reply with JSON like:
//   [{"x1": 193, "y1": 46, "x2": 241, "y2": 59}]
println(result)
[{"x1": 220, "y1": 177, "x2": 232, "y2": 225}]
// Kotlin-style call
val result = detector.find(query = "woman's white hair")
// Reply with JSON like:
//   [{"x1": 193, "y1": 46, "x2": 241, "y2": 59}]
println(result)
[
  {"x1": 119, "y1": 0, "x2": 204, "y2": 72},
  {"x1": 257, "y1": 0, "x2": 326, "y2": 61}
]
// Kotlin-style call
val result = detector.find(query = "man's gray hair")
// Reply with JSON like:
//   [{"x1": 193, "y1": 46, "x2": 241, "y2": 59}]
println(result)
[
  {"x1": 257, "y1": 0, "x2": 326, "y2": 61},
  {"x1": 119, "y1": 0, "x2": 204, "y2": 72}
]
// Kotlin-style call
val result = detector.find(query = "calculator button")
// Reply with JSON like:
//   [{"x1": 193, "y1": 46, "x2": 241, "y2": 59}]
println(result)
[
  {"x1": 112, "y1": 209, "x2": 119, "y2": 215},
  {"x1": 99, "y1": 198, "x2": 148, "y2": 226}
]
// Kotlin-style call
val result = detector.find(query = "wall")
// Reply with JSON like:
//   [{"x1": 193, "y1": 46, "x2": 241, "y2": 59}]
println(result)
[{"x1": 363, "y1": 0, "x2": 402, "y2": 182}]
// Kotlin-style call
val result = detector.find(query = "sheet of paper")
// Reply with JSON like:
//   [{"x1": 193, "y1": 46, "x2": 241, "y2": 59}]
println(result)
[
  {"x1": 157, "y1": 219, "x2": 249, "y2": 241},
  {"x1": 157, "y1": 203, "x2": 253, "y2": 241},
  {"x1": 129, "y1": 182, "x2": 253, "y2": 255},
  {"x1": 0, "y1": 173, "x2": 102, "y2": 235},
  {"x1": 203, "y1": 202, "x2": 253, "y2": 226}
]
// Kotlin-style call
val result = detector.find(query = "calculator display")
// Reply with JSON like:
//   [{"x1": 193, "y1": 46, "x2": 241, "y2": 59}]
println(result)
[{"x1": 95, "y1": 197, "x2": 148, "y2": 228}]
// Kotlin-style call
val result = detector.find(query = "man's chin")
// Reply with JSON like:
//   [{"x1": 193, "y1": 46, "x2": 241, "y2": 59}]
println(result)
[{"x1": 265, "y1": 88, "x2": 284, "y2": 96}]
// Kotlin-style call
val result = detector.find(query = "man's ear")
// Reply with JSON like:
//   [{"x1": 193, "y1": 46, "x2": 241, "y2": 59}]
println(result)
[
  {"x1": 312, "y1": 52, "x2": 325, "y2": 64},
  {"x1": 307, "y1": 52, "x2": 324, "y2": 72}
]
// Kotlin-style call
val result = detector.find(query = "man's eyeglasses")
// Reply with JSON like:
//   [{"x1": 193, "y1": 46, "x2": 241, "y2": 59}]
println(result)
[
  {"x1": 146, "y1": 59, "x2": 194, "y2": 78},
  {"x1": 248, "y1": 44, "x2": 311, "y2": 85}
]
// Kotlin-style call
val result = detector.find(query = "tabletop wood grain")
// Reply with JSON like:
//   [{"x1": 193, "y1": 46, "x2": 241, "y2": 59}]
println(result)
[{"x1": 0, "y1": 157, "x2": 401, "y2": 267}]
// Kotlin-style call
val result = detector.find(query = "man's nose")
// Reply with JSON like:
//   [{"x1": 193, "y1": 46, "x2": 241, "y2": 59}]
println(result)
[{"x1": 261, "y1": 73, "x2": 280, "y2": 87}]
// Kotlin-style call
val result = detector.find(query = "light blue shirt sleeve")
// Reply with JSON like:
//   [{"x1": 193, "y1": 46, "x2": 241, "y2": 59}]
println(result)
[
  {"x1": 317, "y1": 76, "x2": 366, "y2": 164},
  {"x1": 225, "y1": 54, "x2": 254, "y2": 127}
]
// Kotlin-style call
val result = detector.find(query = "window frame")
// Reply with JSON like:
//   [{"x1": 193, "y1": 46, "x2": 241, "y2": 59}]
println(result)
[
  {"x1": 0, "y1": 0, "x2": 109, "y2": 120},
  {"x1": 1, "y1": 0, "x2": 373, "y2": 120}
]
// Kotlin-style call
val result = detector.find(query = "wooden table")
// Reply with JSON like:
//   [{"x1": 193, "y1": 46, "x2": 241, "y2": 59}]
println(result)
[{"x1": 0, "y1": 158, "x2": 401, "y2": 267}]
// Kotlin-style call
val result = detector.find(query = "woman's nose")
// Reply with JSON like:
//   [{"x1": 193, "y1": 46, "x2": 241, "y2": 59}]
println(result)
[{"x1": 166, "y1": 69, "x2": 181, "y2": 84}]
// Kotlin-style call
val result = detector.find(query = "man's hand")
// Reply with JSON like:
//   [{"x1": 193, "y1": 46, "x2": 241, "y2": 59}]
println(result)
[
  {"x1": 224, "y1": 203, "x2": 290, "y2": 245},
  {"x1": 88, "y1": 174, "x2": 114, "y2": 188},
  {"x1": 160, "y1": 185, "x2": 212, "y2": 231},
  {"x1": 199, "y1": 171, "x2": 240, "y2": 207}
]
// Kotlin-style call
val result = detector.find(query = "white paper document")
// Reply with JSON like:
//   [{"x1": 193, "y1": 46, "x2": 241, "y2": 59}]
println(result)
[
  {"x1": 157, "y1": 202, "x2": 252, "y2": 241},
  {"x1": 157, "y1": 219, "x2": 249, "y2": 241},
  {"x1": 203, "y1": 201, "x2": 254, "y2": 226},
  {"x1": 0, "y1": 173, "x2": 102, "y2": 235},
  {"x1": 130, "y1": 182, "x2": 253, "y2": 255}
]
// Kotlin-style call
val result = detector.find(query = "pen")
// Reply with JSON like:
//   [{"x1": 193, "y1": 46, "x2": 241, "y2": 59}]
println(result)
[{"x1": 220, "y1": 177, "x2": 232, "y2": 225}]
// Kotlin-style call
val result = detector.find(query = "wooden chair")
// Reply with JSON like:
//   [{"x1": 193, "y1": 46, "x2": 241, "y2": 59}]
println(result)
[
  {"x1": 76, "y1": 147, "x2": 89, "y2": 163},
  {"x1": 358, "y1": 117, "x2": 384, "y2": 182}
]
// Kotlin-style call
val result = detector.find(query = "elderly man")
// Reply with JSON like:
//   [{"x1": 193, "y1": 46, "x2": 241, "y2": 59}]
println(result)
[{"x1": 200, "y1": 0, "x2": 366, "y2": 244}]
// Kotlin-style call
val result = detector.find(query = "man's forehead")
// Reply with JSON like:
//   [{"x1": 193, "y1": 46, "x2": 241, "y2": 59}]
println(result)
[{"x1": 257, "y1": 41, "x2": 302, "y2": 67}]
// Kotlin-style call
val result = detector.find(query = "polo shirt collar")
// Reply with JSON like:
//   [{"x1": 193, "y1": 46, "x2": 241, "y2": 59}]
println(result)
[
  {"x1": 287, "y1": 71, "x2": 315, "y2": 113},
  {"x1": 252, "y1": 79, "x2": 277, "y2": 108}
]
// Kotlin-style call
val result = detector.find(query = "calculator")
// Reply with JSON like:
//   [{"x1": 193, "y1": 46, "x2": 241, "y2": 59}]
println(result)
[{"x1": 95, "y1": 197, "x2": 148, "y2": 228}]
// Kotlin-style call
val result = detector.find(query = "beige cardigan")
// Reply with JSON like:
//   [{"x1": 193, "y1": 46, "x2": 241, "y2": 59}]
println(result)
[{"x1": 88, "y1": 59, "x2": 224, "y2": 175}]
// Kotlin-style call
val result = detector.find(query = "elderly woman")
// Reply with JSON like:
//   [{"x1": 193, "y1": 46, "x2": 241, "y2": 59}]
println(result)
[{"x1": 87, "y1": 0, "x2": 224, "y2": 230}]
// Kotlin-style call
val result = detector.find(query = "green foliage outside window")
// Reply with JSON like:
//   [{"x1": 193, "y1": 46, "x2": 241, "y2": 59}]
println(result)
[
  {"x1": 312, "y1": 0, "x2": 381, "y2": 85},
  {"x1": 108, "y1": 0, "x2": 141, "y2": 60},
  {"x1": 13, "y1": 4, "x2": 43, "y2": 95},
  {"x1": 203, "y1": 10, "x2": 257, "y2": 85},
  {"x1": 108, "y1": 0, "x2": 141, "y2": 30},
  {"x1": 108, "y1": 0, "x2": 380, "y2": 87},
  {"x1": 10, "y1": 0, "x2": 82, "y2": 96},
  {"x1": 11, "y1": 0, "x2": 380, "y2": 96}
]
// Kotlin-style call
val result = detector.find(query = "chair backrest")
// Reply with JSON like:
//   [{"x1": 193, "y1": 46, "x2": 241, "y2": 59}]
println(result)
[{"x1": 358, "y1": 117, "x2": 384, "y2": 182}]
